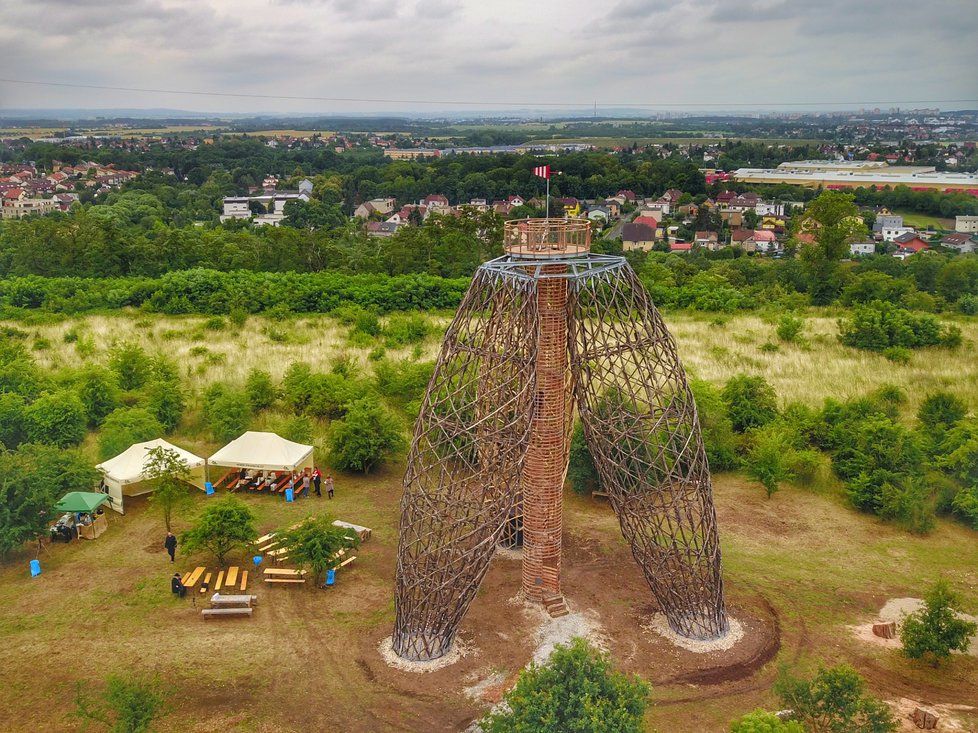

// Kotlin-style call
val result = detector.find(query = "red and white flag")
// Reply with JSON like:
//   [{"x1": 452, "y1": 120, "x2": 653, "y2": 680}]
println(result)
[{"x1": 533, "y1": 165, "x2": 551, "y2": 179}]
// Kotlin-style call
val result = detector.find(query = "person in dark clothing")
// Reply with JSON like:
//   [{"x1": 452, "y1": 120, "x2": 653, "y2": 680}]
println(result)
[
  {"x1": 171, "y1": 572, "x2": 186, "y2": 598},
  {"x1": 312, "y1": 468, "x2": 322, "y2": 497},
  {"x1": 164, "y1": 532, "x2": 177, "y2": 562}
]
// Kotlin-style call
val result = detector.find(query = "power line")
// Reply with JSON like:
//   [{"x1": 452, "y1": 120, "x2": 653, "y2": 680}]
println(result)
[{"x1": 1, "y1": 77, "x2": 976, "y2": 109}]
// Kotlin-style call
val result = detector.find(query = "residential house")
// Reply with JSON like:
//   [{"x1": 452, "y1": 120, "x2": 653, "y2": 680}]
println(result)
[
  {"x1": 621, "y1": 222, "x2": 656, "y2": 251},
  {"x1": 893, "y1": 232, "x2": 930, "y2": 255},
  {"x1": 882, "y1": 225, "x2": 915, "y2": 242},
  {"x1": 616, "y1": 189, "x2": 637, "y2": 202},
  {"x1": 755, "y1": 201, "x2": 785, "y2": 217},
  {"x1": 558, "y1": 197, "x2": 583, "y2": 217},
  {"x1": 849, "y1": 241, "x2": 876, "y2": 256},
  {"x1": 694, "y1": 231, "x2": 720, "y2": 250},
  {"x1": 354, "y1": 197, "x2": 396, "y2": 218},
  {"x1": 955, "y1": 215, "x2": 978, "y2": 234},
  {"x1": 670, "y1": 241, "x2": 692, "y2": 253},
  {"x1": 587, "y1": 206, "x2": 610, "y2": 223},
  {"x1": 422, "y1": 194, "x2": 451, "y2": 213},
  {"x1": 219, "y1": 180, "x2": 312, "y2": 225},
  {"x1": 597, "y1": 199, "x2": 620, "y2": 217},
  {"x1": 633, "y1": 215, "x2": 660, "y2": 231},
  {"x1": 750, "y1": 229, "x2": 779, "y2": 253},
  {"x1": 761, "y1": 214, "x2": 787, "y2": 232},
  {"x1": 941, "y1": 232, "x2": 977, "y2": 253},
  {"x1": 366, "y1": 221, "x2": 400, "y2": 237},
  {"x1": 2, "y1": 194, "x2": 57, "y2": 219},
  {"x1": 507, "y1": 195, "x2": 525, "y2": 208}
]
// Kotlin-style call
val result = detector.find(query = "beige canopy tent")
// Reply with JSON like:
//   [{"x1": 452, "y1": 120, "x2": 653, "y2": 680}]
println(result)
[
  {"x1": 96, "y1": 439, "x2": 207, "y2": 514},
  {"x1": 208, "y1": 431, "x2": 314, "y2": 476}
]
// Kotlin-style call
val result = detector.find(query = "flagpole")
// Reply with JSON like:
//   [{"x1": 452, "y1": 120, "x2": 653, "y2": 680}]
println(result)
[{"x1": 545, "y1": 174, "x2": 550, "y2": 219}]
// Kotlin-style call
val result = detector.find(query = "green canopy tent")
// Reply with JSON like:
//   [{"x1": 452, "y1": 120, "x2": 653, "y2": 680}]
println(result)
[
  {"x1": 54, "y1": 492, "x2": 110, "y2": 539},
  {"x1": 54, "y1": 492, "x2": 110, "y2": 514}
]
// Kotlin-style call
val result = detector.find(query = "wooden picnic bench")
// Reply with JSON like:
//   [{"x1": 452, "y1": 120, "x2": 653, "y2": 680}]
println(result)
[
  {"x1": 336, "y1": 555, "x2": 357, "y2": 570},
  {"x1": 240, "y1": 570, "x2": 248, "y2": 591},
  {"x1": 199, "y1": 572, "x2": 212, "y2": 593},
  {"x1": 182, "y1": 566, "x2": 205, "y2": 589},
  {"x1": 263, "y1": 567, "x2": 305, "y2": 577},
  {"x1": 264, "y1": 577, "x2": 305, "y2": 584},
  {"x1": 225, "y1": 566, "x2": 239, "y2": 587},
  {"x1": 202, "y1": 607, "x2": 253, "y2": 619}
]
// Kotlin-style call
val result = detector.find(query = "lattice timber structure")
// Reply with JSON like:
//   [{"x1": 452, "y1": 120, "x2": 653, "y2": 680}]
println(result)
[{"x1": 392, "y1": 219, "x2": 727, "y2": 662}]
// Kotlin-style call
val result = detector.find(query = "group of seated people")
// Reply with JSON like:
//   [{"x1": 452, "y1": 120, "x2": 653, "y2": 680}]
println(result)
[{"x1": 49, "y1": 508, "x2": 105, "y2": 542}]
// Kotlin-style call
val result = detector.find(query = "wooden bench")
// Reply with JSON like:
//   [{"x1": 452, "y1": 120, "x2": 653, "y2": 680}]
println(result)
[
  {"x1": 214, "y1": 570, "x2": 225, "y2": 591},
  {"x1": 240, "y1": 570, "x2": 248, "y2": 591},
  {"x1": 225, "y1": 566, "x2": 239, "y2": 587},
  {"x1": 255, "y1": 532, "x2": 277, "y2": 546},
  {"x1": 202, "y1": 607, "x2": 253, "y2": 619},
  {"x1": 210, "y1": 593, "x2": 258, "y2": 607},
  {"x1": 263, "y1": 567, "x2": 305, "y2": 577},
  {"x1": 336, "y1": 555, "x2": 357, "y2": 570},
  {"x1": 182, "y1": 566, "x2": 205, "y2": 589},
  {"x1": 199, "y1": 572, "x2": 212, "y2": 593},
  {"x1": 264, "y1": 577, "x2": 305, "y2": 584}
]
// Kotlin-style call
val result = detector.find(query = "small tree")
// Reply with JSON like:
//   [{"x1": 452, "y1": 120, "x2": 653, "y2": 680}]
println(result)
[
  {"x1": 0, "y1": 392, "x2": 27, "y2": 449},
  {"x1": 776, "y1": 314, "x2": 804, "y2": 344},
  {"x1": 144, "y1": 379, "x2": 184, "y2": 433},
  {"x1": 481, "y1": 638, "x2": 649, "y2": 733},
  {"x1": 723, "y1": 374, "x2": 778, "y2": 433},
  {"x1": 746, "y1": 426, "x2": 795, "y2": 499},
  {"x1": 244, "y1": 368, "x2": 277, "y2": 411},
  {"x1": 25, "y1": 390, "x2": 88, "y2": 447},
  {"x1": 730, "y1": 710, "x2": 804, "y2": 733},
  {"x1": 98, "y1": 408, "x2": 163, "y2": 461},
  {"x1": 917, "y1": 391, "x2": 967, "y2": 432},
  {"x1": 109, "y1": 342, "x2": 153, "y2": 391},
  {"x1": 206, "y1": 388, "x2": 251, "y2": 442},
  {"x1": 773, "y1": 664, "x2": 896, "y2": 733},
  {"x1": 328, "y1": 396, "x2": 405, "y2": 473},
  {"x1": 181, "y1": 497, "x2": 256, "y2": 566},
  {"x1": 276, "y1": 515, "x2": 360, "y2": 584},
  {"x1": 75, "y1": 673, "x2": 167, "y2": 733},
  {"x1": 77, "y1": 367, "x2": 121, "y2": 427},
  {"x1": 144, "y1": 446, "x2": 192, "y2": 533},
  {"x1": 900, "y1": 579, "x2": 977, "y2": 666}
]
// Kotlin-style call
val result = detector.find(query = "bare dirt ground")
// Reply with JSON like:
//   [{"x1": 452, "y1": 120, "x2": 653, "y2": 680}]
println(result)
[{"x1": 1, "y1": 474, "x2": 976, "y2": 732}]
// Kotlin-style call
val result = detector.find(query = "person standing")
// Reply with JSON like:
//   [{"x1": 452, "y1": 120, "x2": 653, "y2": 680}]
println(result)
[
  {"x1": 164, "y1": 532, "x2": 177, "y2": 562},
  {"x1": 312, "y1": 468, "x2": 322, "y2": 498},
  {"x1": 325, "y1": 475, "x2": 334, "y2": 500},
  {"x1": 301, "y1": 472, "x2": 311, "y2": 499}
]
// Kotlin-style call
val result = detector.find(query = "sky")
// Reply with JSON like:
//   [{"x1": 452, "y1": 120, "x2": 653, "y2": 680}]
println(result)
[{"x1": 1, "y1": 0, "x2": 977, "y2": 116}]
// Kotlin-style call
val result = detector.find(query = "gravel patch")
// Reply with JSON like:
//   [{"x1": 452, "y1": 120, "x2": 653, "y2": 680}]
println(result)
[
  {"x1": 850, "y1": 597, "x2": 978, "y2": 655},
  {"x1": 643, "y1": 614, "x2": 744, "y2": 653},
  {"x1": 377, "y1": 634, "x2": 472, "y2": 673}
]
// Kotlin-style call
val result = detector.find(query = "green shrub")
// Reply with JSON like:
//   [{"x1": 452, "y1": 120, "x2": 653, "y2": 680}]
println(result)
[
  {"x1": 746, "y1": 426, "x2": 795, "y2": 498},
  {"x1": 278, "y1": 414, "x2": 315, "y2": 444},
  {"x1": 304, "y1": 373, "x2": 365, "y2": 419},
  {"x1": 328, "y1": 396, "x2": 405, "y2": 473},
  {"x1": 144, "y1": 379, "x2": 184, "y2": 432},
  {"x1": 882, "y1": 346, "x2": 911, "y2": 363},
  {"x1": 203, "y1": 316, "x2": 226, "y2": 331},
  {"x1": 773, "y1": 664, "x2": 896, "y2": 733},
  {"x1": 730, "y1": 710, "x2": 804, "y2": 733},
  {"x1": 382, "y1": 313, "x2": 431, "y2": 347},
  {"x1": 373, "y1": 358, "x2": 434, "y2": 410},
  {"x1": 690, "y1": 380, "x2": 739, "y2": 471},
  {"x1": 281, "y1": 362, "x2": 313, "y2": 412},
  {"x1": 205, "y1": 388, "x2": 251, "y2": 442},
  {"x1": 567, "y1": 423, "x2": 601, "y2": 496},
  {"x1": 0, "y1": 392, "x2": 27, "y2": 449},
  {"x1": 181, "y1": 496, "x2": 257, "y2": 566},
  {"x1": 77, "y1": 366, "x2": 121, "y2": 427},
  {"x1": 110, "y1": 342, "x2": 153, "y2": 390},
  {"x1": 98, "y1": 407, "x2": 164, "y2": 460},
  {"x1": 480, "y1": 638, "x2": 649, "y2": 733},
  {"x1": 722, "y1": 374, "x2": 778, "y2": 433},
  {"x1": 918, "y1": 391, "x2": 967, "y2": 431},
  {"x1": 775, "y1": 314, "x2": 804, "y2": 343},
  {"x1": 956, "y1": 293, "x2": 978, "y2": 315},
  {"x1": 75, "y1": 673, "x2": 168, "y2": 733},
  {"x1": 838, "y1": 300, "x2": 962, "y2": 352},
  {"x1": 25, "y1": 390, "x2": 87, "y2": 447},
  {"x1": 900, "y1": 579, "x2": 977, "y2": 665},
  {"x1": 244, "y1": 369, "x2": 277, "y2": 411}
]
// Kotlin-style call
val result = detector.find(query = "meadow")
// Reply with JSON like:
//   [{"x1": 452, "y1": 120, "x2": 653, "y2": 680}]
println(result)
[{"x1": 1, "y1": 307, "x2": 977, "y2": 731}]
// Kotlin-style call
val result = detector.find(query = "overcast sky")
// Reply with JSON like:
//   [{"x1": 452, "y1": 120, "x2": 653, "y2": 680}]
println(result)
[{"x1": 1, "y1": 0, "x2": 977, "y2": 115}]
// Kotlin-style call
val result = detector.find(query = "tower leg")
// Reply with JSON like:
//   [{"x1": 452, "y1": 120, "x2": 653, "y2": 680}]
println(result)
[
  {"x1": 569, "y1": 264, "x2": 728, "y2": 640},
  {"x1": 393, "y1": 271, "x2": 540, "y2": 661}
]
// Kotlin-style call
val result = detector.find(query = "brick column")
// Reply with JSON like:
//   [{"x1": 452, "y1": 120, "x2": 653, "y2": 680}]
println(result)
[{"x1": 521, "y1": 267, "x2": 567, "y2": 600}]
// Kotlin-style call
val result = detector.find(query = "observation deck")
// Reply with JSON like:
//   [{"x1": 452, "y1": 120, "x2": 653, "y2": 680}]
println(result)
[{"x1": 503, "y1": 218, "x2": 591, "y2": 259}]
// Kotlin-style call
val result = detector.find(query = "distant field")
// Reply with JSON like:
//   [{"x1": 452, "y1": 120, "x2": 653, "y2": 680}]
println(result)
[
  {"x1": 547, "y1": 136, "x2": 830, "y2": 148},
  {"x1": 0, "y1": 127, "x2": 67, "y2": 138},
  {"x1": 891, "y1": 209, "x2": 955, "y2": 231},
  {"x1": 234, "y1": 129, "x2": 334, "y2": 138},
  {"x1": 0, "y1": 125, "x2": 229, "y2": 139}
]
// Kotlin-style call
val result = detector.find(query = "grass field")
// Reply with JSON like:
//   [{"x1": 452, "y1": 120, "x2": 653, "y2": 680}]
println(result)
[
  {"x1": 1, "y1": 308, "x2": 977, "y2": 731},
  {"x1": 14, "y1": 308, "x2": 978, "y2": 412},
  {"x1": 891, "y1": 209, "x2": 955, "y2": 231}
]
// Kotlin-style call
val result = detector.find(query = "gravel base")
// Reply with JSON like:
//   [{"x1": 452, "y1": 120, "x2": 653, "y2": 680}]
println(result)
[
  {"x1": 493, "y1": 547, "x2": 523, "y2": 561},
  {"x1": 377, "y1": 634, "x2": 472, "y2": 673},
  {"x1": 643, "y1": 614, "x2": 744, "y2": 653}
]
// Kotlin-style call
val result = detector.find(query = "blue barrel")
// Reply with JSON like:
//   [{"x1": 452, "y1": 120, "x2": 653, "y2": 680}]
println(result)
[
  {"x1": 285, "y1": 488, "x2": 294, "y2": 502},
  {"x1": 30, "y1": 559, "x2": 41, "y2": 577}
]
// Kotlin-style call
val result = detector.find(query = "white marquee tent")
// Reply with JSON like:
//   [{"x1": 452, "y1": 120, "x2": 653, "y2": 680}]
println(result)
[
  {"x1": 96, "y1": 439, "x2": 207, "y2": 514},
  {"x1": 208, "y1": 431, "x2": 314, "y2": 474}
]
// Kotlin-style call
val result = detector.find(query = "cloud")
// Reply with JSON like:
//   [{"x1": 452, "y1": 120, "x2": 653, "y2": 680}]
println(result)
[{"x1": 0, "y1": 0, "x2": 975, "y2": 113}]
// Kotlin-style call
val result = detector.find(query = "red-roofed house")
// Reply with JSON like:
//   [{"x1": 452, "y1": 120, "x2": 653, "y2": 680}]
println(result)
[
  {"x1": 670, "y1": 241, "x2": 692, "y2": 252},
  {"x1": 893, "y1": 232, "x2": 929, "y2": 254},
  {"x1": 633, "y1": 215, "x2": 659, "y2": 230},
  {"x1": 616, "y1": 189, "x2": 637, "y2": 202}
]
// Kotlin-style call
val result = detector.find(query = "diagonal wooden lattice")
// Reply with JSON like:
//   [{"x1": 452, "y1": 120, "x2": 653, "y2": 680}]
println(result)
[
  {"x1": 568, "y1": 265, "x2": 727, "y2": 640},
  {"x1": 393, "y1": 251, "x2": 726, "y2": 662},
  {"x1": 392, "y1": 268, "x2": 540, "y2": 661}
]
